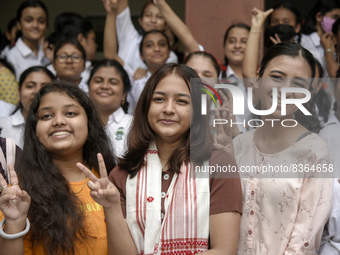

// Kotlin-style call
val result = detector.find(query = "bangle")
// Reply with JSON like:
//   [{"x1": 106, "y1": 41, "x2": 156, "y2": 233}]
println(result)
[
  {"x1": 0, "y1": 218, "x2": 30, "y2": 239},
  {"x1": 325, "y1": 48, "x2": 333, "y2": 53}
]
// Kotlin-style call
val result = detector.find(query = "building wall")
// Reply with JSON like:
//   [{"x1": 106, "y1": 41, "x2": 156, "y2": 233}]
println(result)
[{"x1": 185, "y1": 0, "x2": 264, "y2": 63}]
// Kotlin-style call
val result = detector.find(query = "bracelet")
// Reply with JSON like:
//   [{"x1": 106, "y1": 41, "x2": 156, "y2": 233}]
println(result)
[
  {"x1": 325, "y1": 48, "x2": 333, "y2": 53},
  {"x1": 0, "y1": 218, "x2": 30, "y2": 239}
]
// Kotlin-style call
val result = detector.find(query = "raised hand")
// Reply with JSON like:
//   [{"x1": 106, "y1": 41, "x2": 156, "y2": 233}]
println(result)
[
  {"x1": 102, "y1": 0, "x2": 118, "y2": 14},
  {"x1": 0, "y1": 165, "x2": 30, "y2": 222},
  {"x1": 212, "y1": 89, "x2": 236, "y2": 156},
  {"x1": 321, "y1": 32, "x2": 335, "y2": 51},
  {"x1": 269, "y1": 33, "x2": 282, "y2": 45},
  {"x1": 251, "y1": 7, "x2": 274, "y2": 29},
  {"x1": 76, "y1": 153, "x2": 120, "y2": 209}
]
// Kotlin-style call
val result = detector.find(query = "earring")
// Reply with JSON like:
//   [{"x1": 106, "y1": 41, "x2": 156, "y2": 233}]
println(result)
[{"x1": 121, "y1": 98, "x2": 125, "y2": 107}]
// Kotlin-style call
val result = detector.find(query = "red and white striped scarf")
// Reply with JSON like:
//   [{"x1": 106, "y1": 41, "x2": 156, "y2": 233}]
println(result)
[{"x1": 126, "y1": 142, "x2": 210, "y2": 255}]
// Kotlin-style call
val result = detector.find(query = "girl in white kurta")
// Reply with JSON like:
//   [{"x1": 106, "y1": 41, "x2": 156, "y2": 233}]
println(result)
[{"x1": 234, "y1": 42, "x2": 333, "y2": 255}]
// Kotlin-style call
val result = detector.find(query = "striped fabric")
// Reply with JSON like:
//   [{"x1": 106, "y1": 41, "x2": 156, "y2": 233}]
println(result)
[{"x1": 126, "y1": 142, "x2": 210, "y2": 254}]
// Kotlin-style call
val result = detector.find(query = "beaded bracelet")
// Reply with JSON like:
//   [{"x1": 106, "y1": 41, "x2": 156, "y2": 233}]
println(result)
[{"x1": 0, "y1": 218, "x2": 30, "y2": 239}]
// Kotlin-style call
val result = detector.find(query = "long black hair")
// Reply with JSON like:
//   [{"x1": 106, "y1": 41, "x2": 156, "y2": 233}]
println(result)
[{"x1": 17, "y1": 80, "x2": 115, "y2": 255}]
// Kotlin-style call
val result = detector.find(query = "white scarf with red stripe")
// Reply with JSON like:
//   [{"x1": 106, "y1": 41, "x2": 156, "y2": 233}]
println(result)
[{"x1": 126, "y1": 142, "x2": 210, "y2": 255}]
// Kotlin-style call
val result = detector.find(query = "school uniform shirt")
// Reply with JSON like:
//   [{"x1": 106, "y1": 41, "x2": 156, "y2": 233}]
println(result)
[
  {"x1": 300, "y1": 33, "x2": 324, "y2": 72},
  {"x1": 5, "y1": 37, "x2": 50, "y2": 80},
  {"x1": 105, "y1": 107, "x2": 133, "y2": 158},
  {"x1": 224, "y1": 65, "x2": 252, "y2": 133},
  {"x1": 0, "y1": 100, "x2": 16, "y2": 118},
  {"x1": 0, "y1": 109, "x2": 25, "y2": 149},
  {"x1": 116, "y1": 7, "x2": 178, "y2": 73},
  {"x1": 324, "y1": 110, "x2": 339, "y2": 126},
  {"x1": 234, "y1": 130, "x2": 333, "y2": 255},
  {"x1": 0, "y1": 45, "x2": 10, "y2": 58},
  {"x1": 127, "y1": 71, "x2": 151, "y2": 114}
]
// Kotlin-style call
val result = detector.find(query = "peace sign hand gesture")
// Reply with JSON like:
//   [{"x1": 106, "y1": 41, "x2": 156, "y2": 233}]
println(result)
[
  {"x1": 0, "y1": 165, "x2": 30, "y2": 222},
  {"x1": 76, "y1": 154, "x2": 120, "y2": 209}
]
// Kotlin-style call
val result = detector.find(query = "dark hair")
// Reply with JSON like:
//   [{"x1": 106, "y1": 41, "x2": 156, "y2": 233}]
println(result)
[
  {"x1": 4, "y1": 18, "x2": 17, "y2": 47},
  {"x1": 302, "y1": 0, "x2": 340, "y2": 34},
  {"x1": 258, "y1": 42, "x2": 319, "y2": 131},
  {"x1": 140, "y1": 0, "x2": 154, "y2": 18},
  {"x1": 119, "y1": 63, "x2": 212, "y2": 177},
  {"x1": 19, "y1": 66, "x2": 55, "y2": 90},
  {"x1": 0, "y1": 58, "x2": 16, "y2": 75},
  {"x1": 223, "y1": 23, "x2": 250, "y2": 66},
  {"x1": 54, "y1": 12, "x2": 94, "y2": 39},
  {"x1": 53, "y1": 38, "x2": 86, "y2": 61},
  {"x1": 16, "y1": 0, "x2": 48, "y2": 39},
  {"x1": 332, "y1": 17, "x2": 340, "y2": 35},
  {"x1": 139, "y1": 30, "x2": 170, "y2": 55},
  {"x1": 88, "y1": 59, "x2": 131, "y2": 113},
  {"x1": 269, "y1": 2, "x2": 302, "y2": 26},
  {"x1": 17, "y1": 80, "x2": 115, "y2": 255},
  {"x1": 258, "y1": 42, "x2": 315, "y2": 79},
  {"x1": 184, "y1": 51, "x2": 221, "y2": 78},
  {"x1": 13, "y1": 66, "x2": 56, "y2": 113}
]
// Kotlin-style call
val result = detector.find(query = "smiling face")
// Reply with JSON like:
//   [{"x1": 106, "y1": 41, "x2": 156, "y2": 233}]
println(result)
[
  {"x1": 53, "y1": 43, "x2": 85, "y2": 82},
  {"x1": 139, "y1": 3, "x2": 165, "y2": 32},
  {"x1": 36, "y1": 92, "x2": 88, "y2": 157},
  {"x1": 141, "y1": 32, "x2": 170, "y2": 72},
  {"x1": 256, "y1": 55, "x2": 312, "y2": 118},
  {"x1": 224, "y1": 27, "x2": 249, "y2": 66},
  {"x1": 89, "y1": 66, "x2": 126, "y2": 114},
  {"x1": 20, "y1": 71, "x2": 53, "y2": 117},
  {"x1": 17, "y1": 6, "x2": 47, "y2": 42},
  {"x1": 148, "y1": 74, "x2": 191, "y2": 144}
]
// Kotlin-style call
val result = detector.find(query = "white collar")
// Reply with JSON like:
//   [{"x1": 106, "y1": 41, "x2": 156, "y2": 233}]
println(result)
[
  {"x1": 107, "y1": 107, "x2": 125, "y2": 125},
  {"x1": 10, "y1": 109, "x2": 25, "y2": 126},
  {"x1": 16, "y1": 37, "x2": 44, "y2": 59}
]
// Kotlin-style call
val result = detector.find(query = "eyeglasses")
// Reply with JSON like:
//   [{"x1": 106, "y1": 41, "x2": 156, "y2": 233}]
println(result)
[{"x1": 55, "y1": 54, "x2": 84, "y2": 63}]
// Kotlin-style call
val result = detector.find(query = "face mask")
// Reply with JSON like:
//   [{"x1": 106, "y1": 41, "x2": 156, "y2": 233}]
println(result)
[
  {"x1": 321, "y1": 16, "x2": 336, "y2": 33},
  {"x1": 264, "y1": 24, "x2": 296, "y2": 49}
]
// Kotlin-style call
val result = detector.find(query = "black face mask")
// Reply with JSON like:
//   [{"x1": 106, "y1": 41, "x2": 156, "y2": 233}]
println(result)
[{"x1": 264, "y1": 24, "x2": 296, "y2": 49}]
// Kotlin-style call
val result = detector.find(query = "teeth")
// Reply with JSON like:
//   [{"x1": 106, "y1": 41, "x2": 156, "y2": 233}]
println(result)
[{"x1": 52, "y1": 131, "x2": 70, "y2": 136}]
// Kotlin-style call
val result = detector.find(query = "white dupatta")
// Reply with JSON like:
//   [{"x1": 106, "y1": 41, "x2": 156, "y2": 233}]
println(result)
[{"x1": 126, "y1": 142, "x2": 210, "y2": 254}]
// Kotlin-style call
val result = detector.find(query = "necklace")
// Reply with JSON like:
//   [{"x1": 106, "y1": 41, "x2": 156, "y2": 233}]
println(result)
[{"x1": 72, "y1": 176, "x2": 88, "y2": 194}]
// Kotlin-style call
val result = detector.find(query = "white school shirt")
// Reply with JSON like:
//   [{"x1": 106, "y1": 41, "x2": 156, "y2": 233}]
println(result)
[
  {"x1": 116, "y1": 7, "x2": 178, "y2": 73},
  {"x1": 5, "y1": 37, "x2": 50, "y2": 80},
  {"x1": 0, "y1": 109, "x2": 25, "y2": 149},
  {"x1": 127, "y1": 71, "x2": 151, "y2": 115},
  {"x1": 300, "y1": 32, "x2": 328, "y2": 78},
  {"x1": 225, "y1": 66, "x2": 251, "y2": 133},
  {"x1": 105, "y1": 107, "x2": 133, "y2": 158},
  {"x1": 0, "y1": 100, "x2": 16, "y2": 118}
]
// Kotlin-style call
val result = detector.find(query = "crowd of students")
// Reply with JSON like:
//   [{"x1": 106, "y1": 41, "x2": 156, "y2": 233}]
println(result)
[{"x1": 0, "y1": 0, "x2": 340, "y2": 254}]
